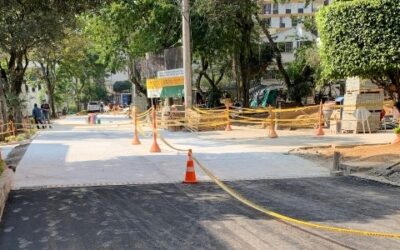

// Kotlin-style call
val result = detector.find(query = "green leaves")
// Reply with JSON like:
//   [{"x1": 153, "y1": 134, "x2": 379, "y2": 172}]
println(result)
[
  {"x1": 85, "y1": 0, "x2": 181, "y2": 71},
  {"x1": 317, "y1": 0, "x2": 400, "y2": 80}
]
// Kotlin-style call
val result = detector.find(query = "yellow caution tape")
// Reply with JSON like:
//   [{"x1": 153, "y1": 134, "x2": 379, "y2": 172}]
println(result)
[{"x1": 157, "y1": 133, "x2": 400, "y2": 239}]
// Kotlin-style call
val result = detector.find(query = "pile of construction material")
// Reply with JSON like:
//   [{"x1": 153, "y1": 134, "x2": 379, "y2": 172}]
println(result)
[{"x1": 341, "y1": 77, "x2": 384, "y2": 133}]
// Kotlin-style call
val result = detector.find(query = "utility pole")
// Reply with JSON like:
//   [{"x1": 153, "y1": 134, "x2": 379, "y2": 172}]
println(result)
[{"x1": 182, "y1": 0, "x2": 192, "y2": 109}]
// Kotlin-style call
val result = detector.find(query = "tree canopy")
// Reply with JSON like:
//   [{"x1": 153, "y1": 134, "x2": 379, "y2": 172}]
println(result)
[{"x1": 317, "y1": 0, "x2": 400, "y2": 97}]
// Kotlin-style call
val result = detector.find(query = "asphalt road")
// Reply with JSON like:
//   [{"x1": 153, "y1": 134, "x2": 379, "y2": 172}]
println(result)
[{"x1": 1, "y1": 176, "x2": 399, "y2": 250}]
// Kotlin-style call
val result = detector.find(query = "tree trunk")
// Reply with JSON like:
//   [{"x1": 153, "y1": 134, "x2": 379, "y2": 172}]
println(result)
[
  {"x1": 256, "y1": 15, "x2": 291, "y2": 87},
  {"x1": 389, "y1": 70, "x2": 400, "y2": 101},
  {"x1": 128, "y1": 56, "x2": 146, "y2": 96},
  {"x1": 47, "y1": 84, "x2": 58, "y2": 119},
  {"x1": 40, "y1": 61, "x2": 58, "y2": 119},
  {"x1": 240, "y1": 63, "x2": 250, "y2": 107},
  {"x1": 232, "y1": 55, "x2": 241, "y2": 101},
  {"x1": 0, "y1": 69, "x2": 8, "y2": 122},
  {"x1": 8, "y1": 48, "x2": 29, "y2": 124}
]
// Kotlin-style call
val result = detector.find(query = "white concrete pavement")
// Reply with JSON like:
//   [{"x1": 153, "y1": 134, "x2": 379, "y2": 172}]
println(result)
[{"x1": 13, "y1": 115, "x2": 394, "y2": 189}]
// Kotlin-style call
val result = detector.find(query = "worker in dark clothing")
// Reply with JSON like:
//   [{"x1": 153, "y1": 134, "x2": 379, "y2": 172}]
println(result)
[
  {"x1": 32, "y1": 104, "x2": 45, "y2": 129},
  {"x1": 41, "y1": 102, "x2": 52, "y2": 128}
]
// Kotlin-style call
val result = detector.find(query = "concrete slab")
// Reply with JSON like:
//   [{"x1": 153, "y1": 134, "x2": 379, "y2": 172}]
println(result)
[{"x1": 13, "y1": 119, "x2": 394, "y2": 189}]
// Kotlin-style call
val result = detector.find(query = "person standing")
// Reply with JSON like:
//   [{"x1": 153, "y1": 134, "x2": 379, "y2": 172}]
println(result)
[
  {"x1": 41, "y1": 101, "x2": 52, "y2": 128},
  {"x1": 32, "y1": 104, "x2": 45, "y2": 129}
]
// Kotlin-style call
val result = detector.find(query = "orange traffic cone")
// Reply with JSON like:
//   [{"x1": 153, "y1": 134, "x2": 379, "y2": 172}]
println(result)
[
  {"x1": 268, "y1": 123, "x2": 278, "y2": 138},
  {"x1": 315, "y1": 101, "x2": 325, "y2": 136},
  {"x1": 183, "y1": 149, "x2": 197, "y2": 184},
  {"x1": 225, "y1": 104, "x2": 232, "y2": 131},
  {"x1": 268, "y1": 106, "x2": 278, "y2": 138},
  {"x1": 150, "y1": 108, "x2": 161, "y2": 153},
  {"x1": 131, "y1": 108, "x2": 141, "y2": 145}
]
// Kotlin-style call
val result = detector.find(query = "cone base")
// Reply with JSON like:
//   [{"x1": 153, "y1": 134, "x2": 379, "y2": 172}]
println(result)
[
  {"x1": 132, "y1": 139, "x2": 141, "y2": 145},
  {"x1": 150, "y1": 142, "x2": 161, "y2": 153},
  {"x1": 183, "y1": 181, "x2": 198, "y2": 184},
  {"x1": 268, "y1": 130, "x2": 278, "y2": 138},
  {"x1": 183, "y1": 174, "x2": 197, "y2": 184},
  {"x1": 315, "y1": 128, "x2": 325, "y2": 136},
  {"x1": 225, "y1": 125, "x2": 232, "y2": 131}
]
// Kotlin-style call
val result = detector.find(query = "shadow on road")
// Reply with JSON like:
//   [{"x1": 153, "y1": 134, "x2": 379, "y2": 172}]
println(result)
[{"x1": 1, "y1": 177, "x2": 400, "y2": 249}]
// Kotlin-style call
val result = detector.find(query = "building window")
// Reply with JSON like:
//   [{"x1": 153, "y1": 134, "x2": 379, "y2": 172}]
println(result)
[
  {"x1": 324, "y1": 0, "x2": 329, "y2": 6},
  {"x1": 285, "y1": 42, "x2": 293, "y2": 53},
  {"x1": 38, "y1": 84, "x2": 42, "y2": 91},
  {"x1": 296, "y1": 41, "x2": 311, "y2": 48},
  {"x1": 265, "y1": 70, "x2": 278, "y2": 80},
  {"x1": 25, "y1": 84, "x2": 29, "y2": 93},
  {"x1": 279, "y1": 17, "x2": 285, "y2": 28},
  {"x1": 298, "y1": 8, "x2": 304, "y2": 14},
  {"x1": 264, "y1": 4, "x2": 271, "y2": 14},
  {"x1": 286, "y1": 9, "x2": 291, "y2": 14},
  {"x1": 273, "y1": 4, "x2": 279, "y2": 14},
  {"x1": 277, "y1": 42, "x2": 293, "y2": 53},
  {"x1": 32, "y1": 87, "x2": 36, "y2": 92}
]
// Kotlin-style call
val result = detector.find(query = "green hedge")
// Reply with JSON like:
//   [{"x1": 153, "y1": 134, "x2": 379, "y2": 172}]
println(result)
[{"x1": 316, "y1": 0, "x2": 400, "y2": 78}]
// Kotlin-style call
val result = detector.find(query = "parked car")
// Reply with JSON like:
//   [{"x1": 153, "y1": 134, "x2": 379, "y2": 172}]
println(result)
[{"x1": 87, "y1": 101, "x2": 101, "y2": 113}]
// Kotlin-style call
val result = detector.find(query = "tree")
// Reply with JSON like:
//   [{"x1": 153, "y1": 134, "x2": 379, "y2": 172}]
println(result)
[
  {"x1": 0, "y1": 0, "x2": 106, "y2": 122},
  {"x1": 193, "y1": 0, "x2": 268, "y2": 107},
  {"x1": 317, "y1": 0, "x2": 400, "y2": 99},
  {"x1": 56, "y1": 42, "x2": 108, "y2": 112},
  {"x1": 85, "y1": 0, "x2": 181, "y2": 97},
  {"x1": 286, "y1": 45, "x2": 318, "y2": 104}
]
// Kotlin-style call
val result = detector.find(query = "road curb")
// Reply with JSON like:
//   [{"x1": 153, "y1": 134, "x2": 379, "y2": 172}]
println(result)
[
  {"x1": 287, "y1": 142, "x2": 391, "y2": 154},
  {"x1": 0, "y1": 169, "x2": 14, "y2": 222}
]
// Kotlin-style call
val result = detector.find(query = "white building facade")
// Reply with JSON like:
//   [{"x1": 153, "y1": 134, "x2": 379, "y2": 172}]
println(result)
[{"x1": 260, "y1": 0, "x2": 332, "y2": 86}]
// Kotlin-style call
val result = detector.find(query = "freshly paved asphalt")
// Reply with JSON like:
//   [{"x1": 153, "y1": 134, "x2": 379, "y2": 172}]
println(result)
[
  {"x1": 1, "y1": 116, "x2": 399, "y2": 249},
  {"x1": 1, "y1": 177, "x2": 400, "y2": 249}
]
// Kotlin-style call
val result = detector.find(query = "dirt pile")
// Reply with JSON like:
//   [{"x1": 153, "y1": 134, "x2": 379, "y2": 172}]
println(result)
[{"x1": 292, "y1": 144, "x2": 400, "y2": 184}]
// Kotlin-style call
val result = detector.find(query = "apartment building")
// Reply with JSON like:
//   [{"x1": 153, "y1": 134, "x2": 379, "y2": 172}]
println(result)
[{"x1": 260, "y1": 0, "x2": 332, "y2": 85}]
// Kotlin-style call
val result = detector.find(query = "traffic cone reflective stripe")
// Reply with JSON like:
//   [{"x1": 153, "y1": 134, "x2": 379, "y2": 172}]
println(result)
[{"x1": 183, "y1": 149, "x2": 197, "y2": 184}]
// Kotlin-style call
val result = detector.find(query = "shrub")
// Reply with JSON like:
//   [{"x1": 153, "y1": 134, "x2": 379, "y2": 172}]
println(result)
[
  {"x1": 5, "y1": 136, "x2": 16, "y2": 143},
  {"x1": 394, "y1": 127, "x2": 400, "y2": 135},
  {"x1": 16, "y1": 134, "x2": 26, "y2": 141}
]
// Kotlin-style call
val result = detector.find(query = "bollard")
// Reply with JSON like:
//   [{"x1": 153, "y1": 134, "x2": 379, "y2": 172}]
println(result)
[
  {"x1": 149, "y1": 108, "x2": 161, "y2": 153},
  {"x1": 331, "y1": 150, "x2": 343, "y2": 176},
  {"x1": 225, "y1": 103, "x2": 232, "y2": 131},
  {"x1": 315, "y1": 100, "x2": 325, "y2": 136},
  {"x1": 132, "y1": 107, "x2": 141, "y2": 145},
  {"x1": 268, "y1": 105, "x2": 278, "y2": 138}
]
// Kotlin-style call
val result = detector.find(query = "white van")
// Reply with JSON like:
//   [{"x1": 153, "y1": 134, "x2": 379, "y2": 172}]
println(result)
[{"x1": 87, "y1": 101, "x2": 101, "y2": 112}]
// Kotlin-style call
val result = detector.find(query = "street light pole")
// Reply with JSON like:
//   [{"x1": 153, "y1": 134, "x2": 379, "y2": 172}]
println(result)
[{"x1": 182, "y1": 0, "x2": 192, "y2": 109}]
